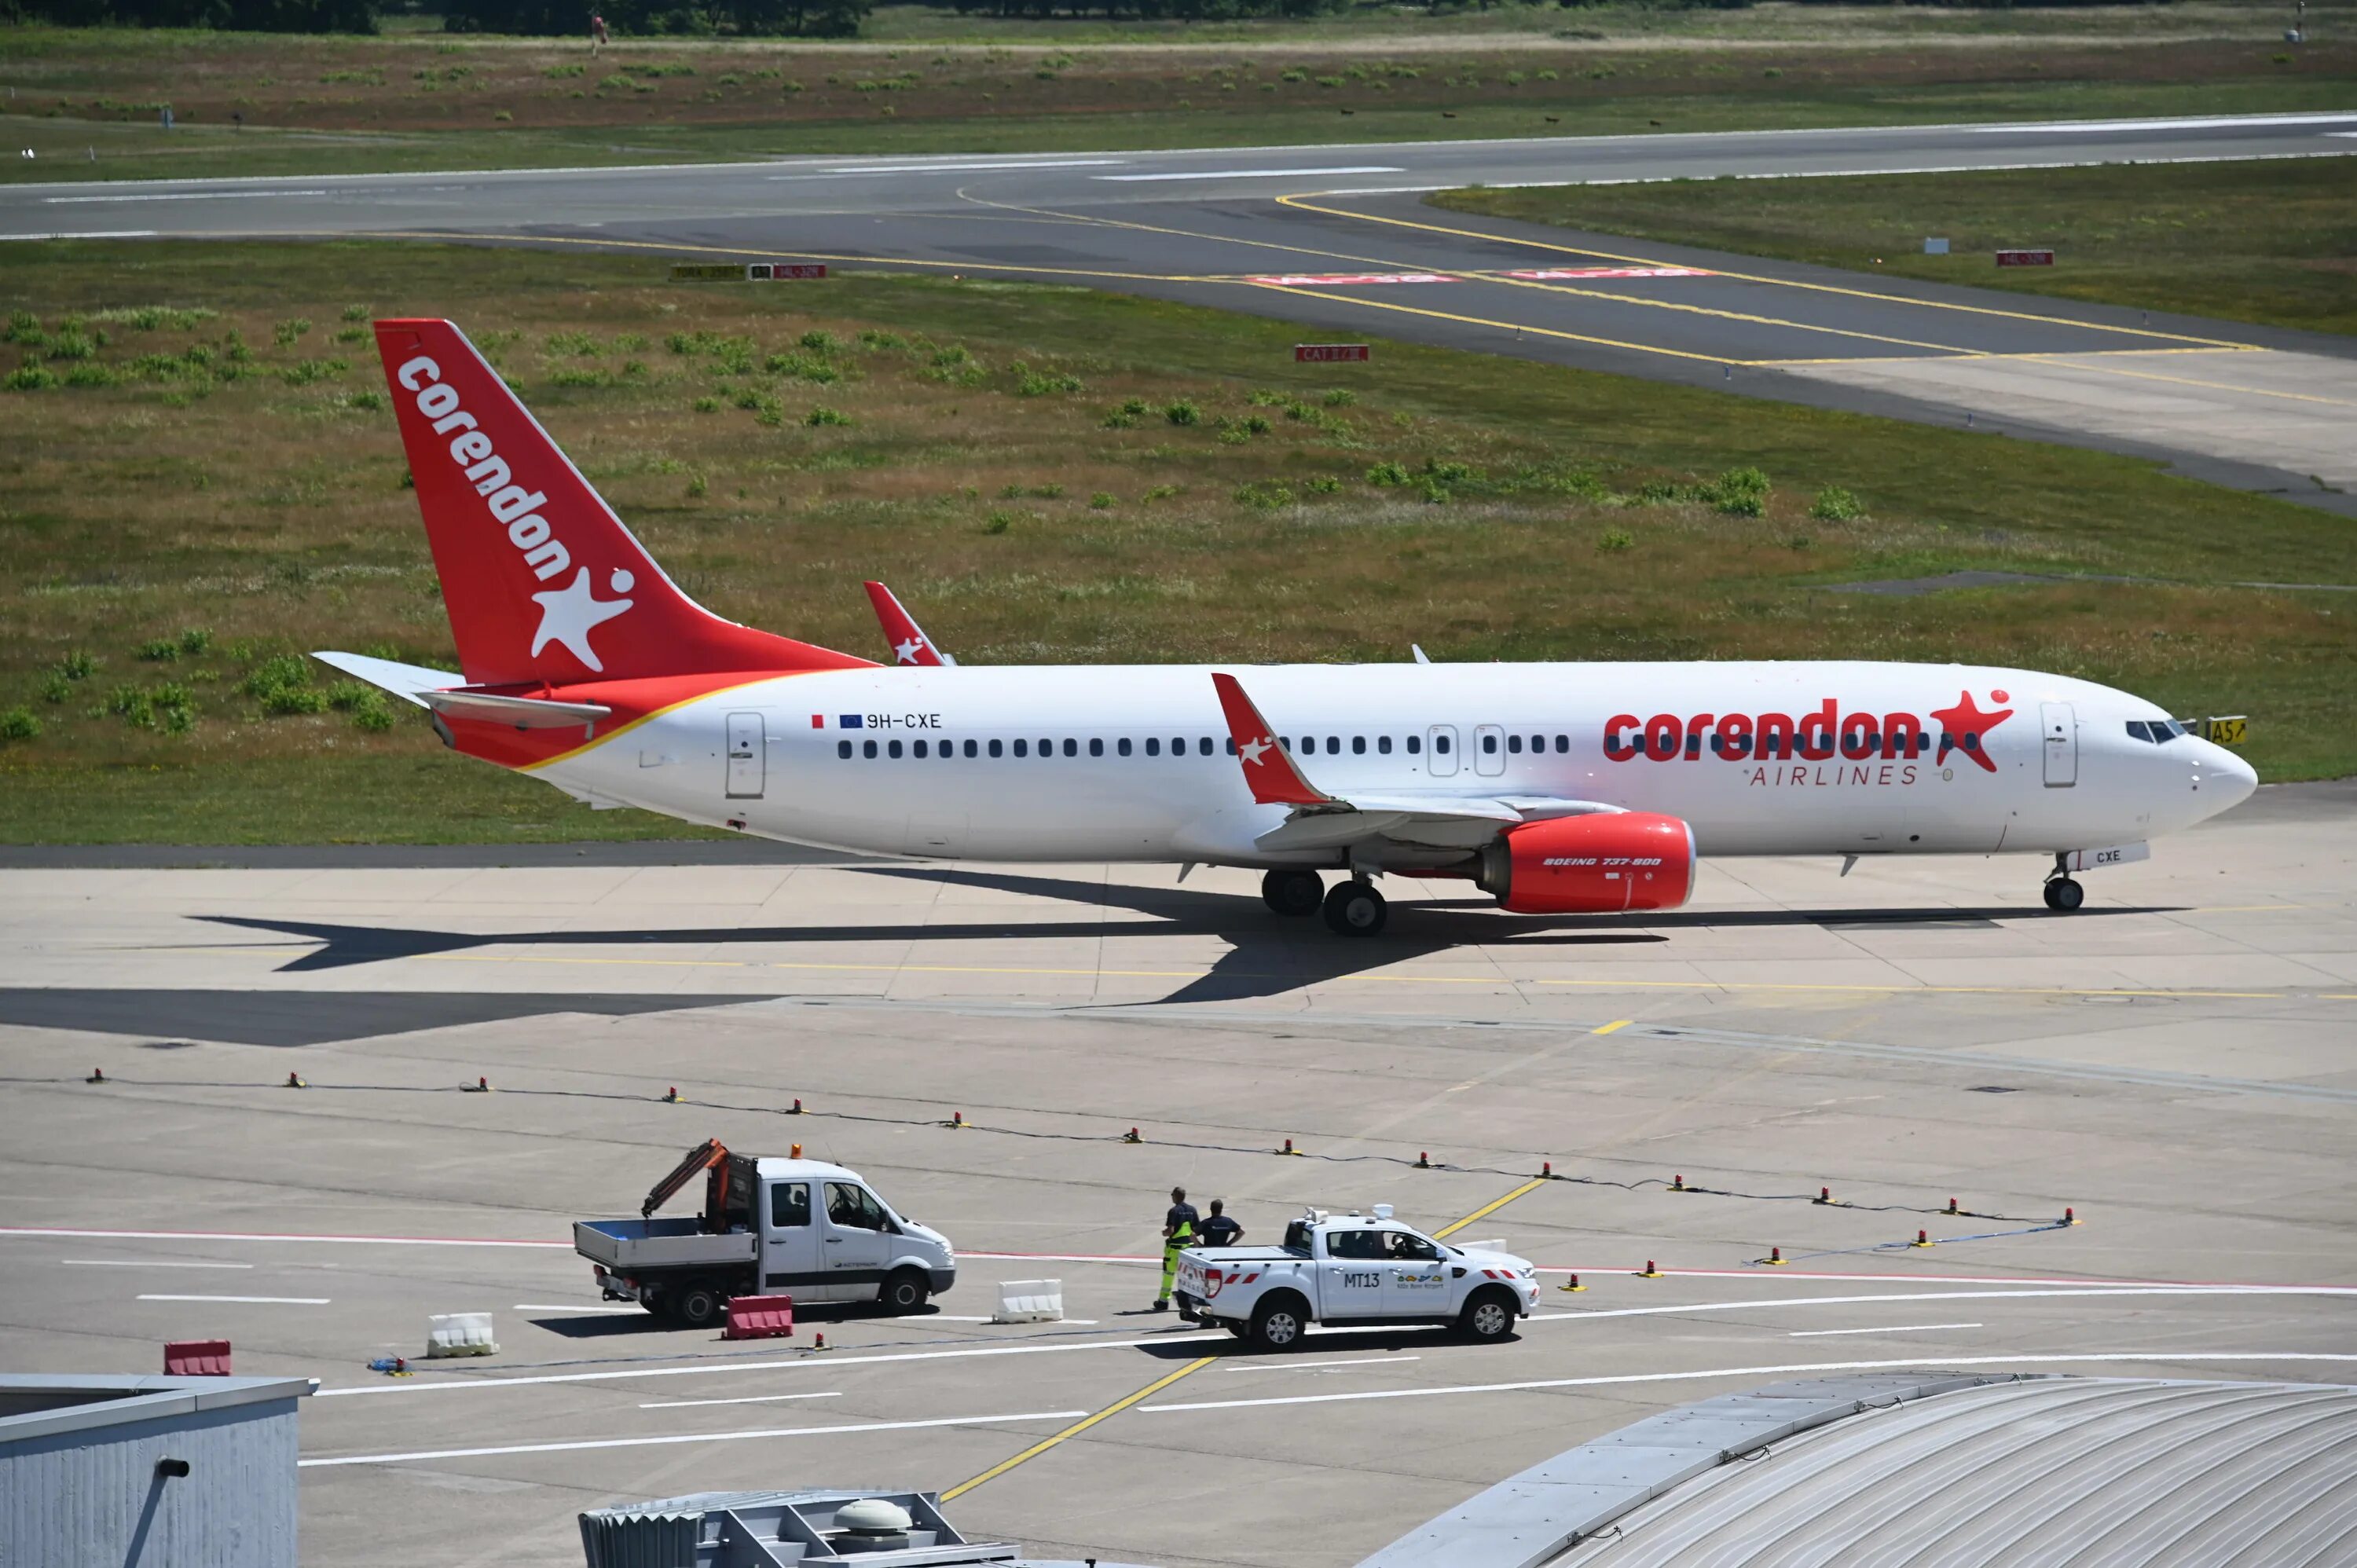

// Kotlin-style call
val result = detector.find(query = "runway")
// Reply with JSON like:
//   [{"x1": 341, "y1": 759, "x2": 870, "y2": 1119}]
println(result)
[
  {"x1": 2, "y1": 784, "x2": 2352, "y2": 1565},
  {"x1": 8, "y1": 111, "x2": 2357, "y2": 498}
]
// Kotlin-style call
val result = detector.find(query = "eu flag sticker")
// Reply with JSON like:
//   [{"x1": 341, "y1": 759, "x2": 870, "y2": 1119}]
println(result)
[{"x1": 839, "y1": 714, "x2": 865, "y2": 730}]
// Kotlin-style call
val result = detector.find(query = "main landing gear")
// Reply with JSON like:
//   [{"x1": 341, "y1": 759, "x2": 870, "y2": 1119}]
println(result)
[
  {"x1": 1321, "y1": 878, "x2": 1388, "y2": 938},
  {"x1": 2043, "y1": 853, "x2": 2085, "y2": 913},
  {"x1": 1261, "y1": 868, "x2": 1325, "y2": 918}
]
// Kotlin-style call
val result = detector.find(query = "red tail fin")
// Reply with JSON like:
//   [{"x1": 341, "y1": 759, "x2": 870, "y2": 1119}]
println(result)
[
  {"x1": 863, "y1": 581, "x2": 951, "y2": 667},
  {"x1": 374, "y1": 318, "x2": 871, "y2": 687}
]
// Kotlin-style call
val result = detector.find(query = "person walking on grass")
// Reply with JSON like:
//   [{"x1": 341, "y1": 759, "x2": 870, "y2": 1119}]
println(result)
[{"x1": 1152, "y1": 1185, "x2": 1198, "y2": 1311}]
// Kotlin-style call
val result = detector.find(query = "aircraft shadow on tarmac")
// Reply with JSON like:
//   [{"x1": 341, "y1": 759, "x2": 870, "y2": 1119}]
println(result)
[{"x1": 192, "y1": 870, "x2": 2172, "y2": 1009}]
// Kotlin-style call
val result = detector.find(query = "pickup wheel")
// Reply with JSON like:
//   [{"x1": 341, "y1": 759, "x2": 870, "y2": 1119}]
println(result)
[
  {"x1": 878, "y1": 1267, "x2": 930, "y2": 1315},
  {"x1": 1459, "y1": 1287, "x2": 1518, "y2": 1343},
  {"x1": 1249, "y1": 1295, "x2": 1309, "y2": 1352},
  {"x1": 670, "y1": 1279, "x2": 725, "y2": 1331}
]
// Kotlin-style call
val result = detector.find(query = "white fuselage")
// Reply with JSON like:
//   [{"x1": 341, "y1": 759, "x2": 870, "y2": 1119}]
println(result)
[{"x1": 541, "y1": 661, "x2": 2253, "y2": 868}]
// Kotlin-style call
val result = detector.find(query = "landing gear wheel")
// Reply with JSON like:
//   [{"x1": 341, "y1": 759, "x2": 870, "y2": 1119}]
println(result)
[
  {"x1": 1321, "y1": 879, "x2": 1387, "y2": 938},
  {"x1": 878, "y1": 1267, "x2": 930, "y2": 1315},
  {"x1": 670, "y1": 1279, "x2": 724, "y2": 1330},
  {"x1": 2043, "y1": 877, "x2": 2084, "y2": 912},
  {"x1": 1261, "y1": 868, "x2": 1325, "y2": 918}
]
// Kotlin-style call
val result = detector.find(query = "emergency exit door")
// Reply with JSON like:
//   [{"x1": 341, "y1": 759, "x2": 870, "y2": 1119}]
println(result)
[
  {"x1": 725, "y1": 712, "x2": 764, "y2": 798},
  {"x1": 1426, "y1": 725, "x2": 1460, "y2": 778},
  {"x1": 2040, "y1": 702, "x2": 2077, "y2": 787},
  {"x1": 1473, "y1": 724, "x2": 1507, "y2": 777}
]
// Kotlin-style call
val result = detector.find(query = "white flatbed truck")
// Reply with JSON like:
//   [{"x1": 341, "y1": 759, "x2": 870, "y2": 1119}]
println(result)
[
  {"x1": 573, "y1": 1140, "x2": 955, "y2": 1328},
  {"x1": 1175, "y1": 1205, "x2": 1539, "y2": 1350}
]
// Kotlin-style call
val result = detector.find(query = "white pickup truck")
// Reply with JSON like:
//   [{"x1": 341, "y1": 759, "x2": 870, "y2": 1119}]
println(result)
[
  {"x1": 1174, "y1": 1206, "x2": 1539, "y2": 1350},
  {"x1": 573, "y1": 1141, "x2": 955, "y2": 1328}
]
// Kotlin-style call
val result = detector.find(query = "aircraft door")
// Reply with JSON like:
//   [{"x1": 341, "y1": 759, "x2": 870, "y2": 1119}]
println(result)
[
  {"x1": 1426, "y1": 724, "x2": 1460, "y2": 778},
  {"x1": 2041, "y1": 702, "x2": 2077, "y2": 787},
  {"x1": 725, "y1": 712, "x2": 765, "y2": 799},
  {"x1": 1473, "y1": 724, "x2": 1506, "y2": 777},
  {"x1": 760, "y1": 1179, "x2": 821, "y2": 1295}
]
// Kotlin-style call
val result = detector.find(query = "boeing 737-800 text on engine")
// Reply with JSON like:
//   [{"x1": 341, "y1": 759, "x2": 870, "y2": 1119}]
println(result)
[{"x1": 318, "y1": 320, "x2": 2256, "y2": 936}]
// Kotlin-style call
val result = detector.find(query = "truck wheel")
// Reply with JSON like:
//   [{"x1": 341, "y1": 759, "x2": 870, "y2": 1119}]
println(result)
[
  {"x1": 672, "y1": 1280, "x2": 724, "y2": 1331},
  {"x1": 878, "y1": 1268, "x2": 930, "y2": 1315},
  {"x1": 1250, "y1": 1296, "x2": 1307, "y2": 1352},
  {"x1": 1459, "y1": 1288, "x2": 1517, "y2": 1343}
]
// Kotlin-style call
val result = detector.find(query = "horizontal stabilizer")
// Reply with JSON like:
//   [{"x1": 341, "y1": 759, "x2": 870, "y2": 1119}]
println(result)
[
  {"x1": 421, "y1": 689, "x2": 614, "y2": 730},
  {"x1": 310, "y1": 650, "x2": 461, "y2": 709}
]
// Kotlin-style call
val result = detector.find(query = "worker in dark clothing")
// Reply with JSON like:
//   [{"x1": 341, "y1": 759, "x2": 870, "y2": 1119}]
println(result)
[
  {"x1": 1153, "y1": 1185, "x2": 1198, "y2": 1311},
  {"x1": 1197, "y1": 1198, "x2": 1242, "y2": 1248}
]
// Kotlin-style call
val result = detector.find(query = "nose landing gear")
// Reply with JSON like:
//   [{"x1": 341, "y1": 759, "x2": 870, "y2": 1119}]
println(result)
[{"x1": 2043, "y1": 853, "x2": 2085, "y2": 912}]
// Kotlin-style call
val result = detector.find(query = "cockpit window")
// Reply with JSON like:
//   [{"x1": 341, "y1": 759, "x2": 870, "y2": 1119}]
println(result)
[{"x1": 2128, "y1": 719, "x2": 2189, "y2": 745}]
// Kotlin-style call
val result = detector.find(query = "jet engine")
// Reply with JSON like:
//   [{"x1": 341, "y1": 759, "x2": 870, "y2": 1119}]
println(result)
[{"x1": 1474, "y1": 811, "x2": 1696, "y2": 914}]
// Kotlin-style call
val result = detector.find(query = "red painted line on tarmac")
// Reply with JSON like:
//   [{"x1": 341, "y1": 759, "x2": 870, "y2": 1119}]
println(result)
[
  {"x1": 1505, "y1": 266, "x2": 1710, "y2": 280},
  {"x1": 1249, "y1": 272, "x2": 1455, "y2": 286}
]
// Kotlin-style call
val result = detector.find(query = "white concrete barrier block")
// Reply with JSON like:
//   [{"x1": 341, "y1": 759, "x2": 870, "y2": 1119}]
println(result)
[
  {"x1": 992, "y1": 1279, "x2": 1063, "y2": 1324},
  {"x1": 427, "y1": 1311, "x2": 500, "y2": 1357}
]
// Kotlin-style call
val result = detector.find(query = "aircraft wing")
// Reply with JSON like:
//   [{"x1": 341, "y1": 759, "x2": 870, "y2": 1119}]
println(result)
[
  {"x1": 1208, "y1": 672, "x2": 1620, "y2": 853},
  {"x1": 864, "y1": 581, "x2": 954, "y2": 667}
]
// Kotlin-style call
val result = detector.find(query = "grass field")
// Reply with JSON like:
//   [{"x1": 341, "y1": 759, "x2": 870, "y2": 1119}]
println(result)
[
  {"x1": 1434, "y1": 157, "x2": 2357, "y2": 339},
  {"x1": 4, "y1": 22, "x2": 2352, "y2": 181},
  {"x1": 1, "y1": 238, "x2": 2348, "y2": 843}
]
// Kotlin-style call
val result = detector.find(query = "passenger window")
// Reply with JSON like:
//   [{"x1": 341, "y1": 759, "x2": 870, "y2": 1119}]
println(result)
[
  {"x1": 1117, "y1": 738, "x2": 1131, "y2": 757},
  {"x1": 837, "y1": 740, "x2": 852, "y2": 760},
  {"x1": 1435, "y1": 735, "x2": 1451, "y2": 755},
  {"x1": 825, "y1": 1181, "x2": 889, "y2": 1233},
  {"x1": 1406, "y1": 735, "x2": 1421, "y2": 755},
  {"x1": 963, "y1": 739, "x2": 977, "y2": 759},
  {"x1": 1199, "y1": 737, "x2": 1212, "y2": 757},
  {"x1": 913, "y1": 739, "x2": 928, "y2": 759},
  {"x1": 989, "y1": 738, "x2": 1004, "y2": 758},
  {"x1": 1352, "y1": 736, "x2": 1366, "y2": 755},
  {"x1": 1224, "y1": 738, "x2": 1237, "y2": 756},
  {"x1": 1039, "y1": 738, "x2": 1051, "y2": 757},
  {"x1": 1508, "y1": 735, "x2": 1523, "y2": 754},
  {"x1": 1481, "y1": 734, "x2": 1497, "y2": 754},
  {"x1": 888, "y1": 739, "x2": 903, "y2": 759},
  {"x1": 768, "y1": 1181, "x2": 812, "y2": 1229},
  {"x1": 1555, "y1": 735, "x2": 1568, "y2": 753},
  {"x1": 1063, "y1": 738, "x2": 1078, "y2": 758},
  {"x1": 1529, "y1": 735, "x2": 1543, "y2": 754},
  {"x1": 1173, "y1": 738, "x2": 1186, "y2": 757},
  {"x1": 1280, "y1": 737, "x2": 1292, "y2": 752},
  {"x1": 1013, "y1": 738, "x2": 1028, "y2": 757},
  {"x1": 862, "y1": 739, "x2": 878, "y2": 759},
  {"x1": 1146, "y1": 737, "x2": 1160, "y2": 757},
  {"x1": 1328, "y1": 737, "x2": 1342, "y2": 755},
  {"x1": 1089, "y1": 738, "x2": 1104, "y2": 757},
  {"x1": 1377, "y1": 735, "x2": 1391, "y2": 754}
]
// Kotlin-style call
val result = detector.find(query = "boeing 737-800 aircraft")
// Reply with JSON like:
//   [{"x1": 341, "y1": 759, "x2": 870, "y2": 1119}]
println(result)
[{"x1": 320, "y1": 319, "x2": 2256, "y2": 936}]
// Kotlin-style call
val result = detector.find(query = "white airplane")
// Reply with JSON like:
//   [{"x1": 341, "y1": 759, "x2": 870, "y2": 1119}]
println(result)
[{"x1": 321, "y1": 319, "x2": 2256, "y2": 936}]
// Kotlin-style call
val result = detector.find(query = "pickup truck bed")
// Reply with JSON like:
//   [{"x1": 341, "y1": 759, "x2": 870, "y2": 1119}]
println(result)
[{"x1": 573, "y1": 1216, "x2": 755, "y2": 1273}]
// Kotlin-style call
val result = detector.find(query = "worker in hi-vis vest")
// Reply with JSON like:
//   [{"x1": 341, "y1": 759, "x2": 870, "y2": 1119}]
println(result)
[{"x1": 1153, "y1": 1185, "x2": 1199, "y2": 1311}]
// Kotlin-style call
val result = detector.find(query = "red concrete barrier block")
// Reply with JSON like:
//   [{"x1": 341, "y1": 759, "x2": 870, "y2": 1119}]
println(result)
[
  {"x1": 164, "y1": 1339, "x2": 232, "y2": 1376},
  {"x1": 721, "y1": 1295, "x2": 794, "y2": 1341}
]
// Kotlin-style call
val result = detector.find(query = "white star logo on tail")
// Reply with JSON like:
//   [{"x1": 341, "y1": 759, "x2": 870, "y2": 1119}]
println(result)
[
  {"x1": 895, "y1": 636, "x2": 928, "y2": 665},
  {"x1": 530, "y1": 567, "x2": 634, "y2": 672},
  {"x1": 1238, "y1": 735, "x2": 1273, "y2": 766}
]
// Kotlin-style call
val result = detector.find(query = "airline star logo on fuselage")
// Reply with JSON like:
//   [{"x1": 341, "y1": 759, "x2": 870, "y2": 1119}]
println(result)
[
  {"x1": 1238, "y1": 735, "x2": 1273, "y2": 766},
  {"x1": 1930, "y1": 689, "x2": 2013, "y2": 773},
  {"x1": 531, "y1": 566, "x2": 634, "y2": 673}
]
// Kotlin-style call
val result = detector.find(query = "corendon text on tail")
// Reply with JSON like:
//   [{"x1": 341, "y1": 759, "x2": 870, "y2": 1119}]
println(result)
[{"x1": 317, "y1": 319, "x2": 2258, "y2": 938}]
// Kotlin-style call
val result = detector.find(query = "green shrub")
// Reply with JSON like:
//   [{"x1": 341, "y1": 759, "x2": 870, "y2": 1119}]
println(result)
[
  {"x1": 982, "y1": 511, "x2": 1014, "y2": 534},
  {"x1": 57, "y1": 650, "x2": 97, "y2": 680},
  {"x1": 1708, "y1": 466, "x2": 1771, "y2": 516},
  {"x1": 45, "y1": 332, "x2": 97, "y2": 361},
  {"x1": 544, "y1": 330, "x2": 600, "y2": 357},
  {"x1": 0, "y1": 707, "x2": 39, "y2": 742},
  {"x1": 1323, "y1": 391, "x2": 1357, "y2": 410},
  {"x1": 1014, "y1": 362, "x2": 1083, "y2": 396},
  {"x1": 806, "y1": 406, "x2": 852, "y2": 427},
  {"x1": 6, "y1": 364, "x2": 60, "y2": 392},
  {"x1": 63, "y1": 361, "x2": 120, "y2": 388},
  {"x1": 262, "y1": 686, "x2": 327, "y2": 716},
  {"x1": 178, "y1": 628, "x2": 212, "y2": 656},
  {"x1": 801, "y1": 332, "x2": 840, "y2": 357},
  {"x1": 345, "y1": 389, "x2": 386, "y2": 411},
  {"x1": 857, "y1": 329, "x2": 907, "y2": 351},
  {"x1": 5, "y1": 311, "x2": 41, "y2": 346},
  {"x1": 351, "y1": 694, "x2": 395, "y2": 731},
  {"x1": 692, "y1": 396, "x2": 722, "y2": 413},
  {"x1": 1142, "y1": 484, "x2": 1181, "y2": 504},
  {"x1": 765, "y1": 351, "x2": 838, "y2": 383},
  {"x1": 686, "y1": 473, "x2": 709, "y2": 498},
  {"x1": 1164, "y1": 400, "x2": 1200, "y2": 426},
  {"x1": 1102, "y1": 408, "x2": 1138, "y2": 429},
  {"x1": 1305, "y1": 475, "x2": 1341, "y2": 495},
  {"x1": 137, "y1": 637, "x2": 181, "y2": 662},
  {"x1": 240, "y1": 654, "x2": 313, "y2": 703},
  {"x1": 273, "y1": 317, "x2": 313, "y2": 347},
  {"x1": 340, "y1": 303, "x2": 372, "y2": 322},
  {"x1": 39, "y1": 672, "x2": 71, "y2": 705},
  {"x1": 1599, "y1": 529, "x2": 1634, "y2": 552},
  {"x1": 1089, "y1": 492, "x2": 1116, "y2": 509},
  {"x1": 1244, "y1": 414, "x2": 1271, "y2": 434},
  {"x1": 1809, "y1": 485, "x2": 1864, "y2": 522},
  {"x1": 1234, "y1": 481, "x2": 1295, "y2": 511},
  {"x1": 324, "y1": 680, "x2": 376, "y2": 712},
  {"x1": 1365, "y1": 461, "x2": 1412, "y2": 486}
]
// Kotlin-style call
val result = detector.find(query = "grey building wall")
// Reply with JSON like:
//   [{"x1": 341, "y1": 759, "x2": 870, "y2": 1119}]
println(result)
[{"x1": 1, "y1": 1381, "x2": 306, "y2": 1568}]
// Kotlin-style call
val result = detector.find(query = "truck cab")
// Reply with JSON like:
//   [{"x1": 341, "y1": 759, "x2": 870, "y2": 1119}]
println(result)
[
  {"x1": 574, "y1": 1141, "x2": 955, "y2": 1328},
  {"x1": 1175, "y1": 1206, "x2": 1538, "y2": 1351}
]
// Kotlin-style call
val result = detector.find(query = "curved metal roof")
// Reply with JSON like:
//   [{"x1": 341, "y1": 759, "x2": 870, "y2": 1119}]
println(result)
[{"x1": 1360, "y1": 1373, "x2": 2357, "y2": 1568}]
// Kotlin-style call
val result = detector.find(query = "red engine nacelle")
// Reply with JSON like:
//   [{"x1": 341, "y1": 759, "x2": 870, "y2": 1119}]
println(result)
[{"x1": 1474, "y1": 812, "x2": 1696, "y2": 914}]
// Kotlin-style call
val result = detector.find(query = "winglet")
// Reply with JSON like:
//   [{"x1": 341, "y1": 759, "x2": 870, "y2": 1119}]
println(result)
[
  {"x1": 1211, "y1": 672, "x2": 1334, "y2": 807},
  {"x1": 863, "y1": 581, "x2": 953, "y2": 667}
]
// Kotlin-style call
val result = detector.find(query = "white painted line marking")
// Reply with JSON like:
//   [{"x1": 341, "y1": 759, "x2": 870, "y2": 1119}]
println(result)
[
  {"x1": 43, "y1": 189, "x2": 330, "y2": 203},
  {"x1": 0, "y1": 231, "x2": 159, "y2": 241},
  {"x1": 638, "y1": 1390, "x2": 843, "y2": 1410},
  {"x1": 514, "y1": 1303, "x2": 641, "y2": 1313},
  {"x1": 2, "y1": 1226, "x2": 568, "y2": 1250},
  {"x1": 1142, "y1": 1354, "x2": 2357, "y2": 1415},
  {"x1": 1226, "y1": 1355, "x2": 1419, "y2": 1373},
  {"x1": 1094, "y1": 166, "x2": 1403, "y2": 183},
  {"x1": 1788, "y1": 1322, "x2": 1982, "y2": 1338},
  {"x1": 138, "y1": 1293, "x2": 329, "y2": 1305},
  {"x1": 313, "y1": 1331, "x2": 1227, "y2": 1398},
  {"x1": 1970, "y1": 112, "x2": 2357, "y2": 134},
  {"x1": 1525, "y1": 1285, "x2": 2351, "y2": 1327},
  {"x1": 299, "y1": 1408, "x2": 1090, "y2": 1468},
  {"x1": 64, "y1": 1258, "x2": 252, "y2": 1269},
  {"x1": 816, "y1": 158, "x2": 1125, "y2": 174}
]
